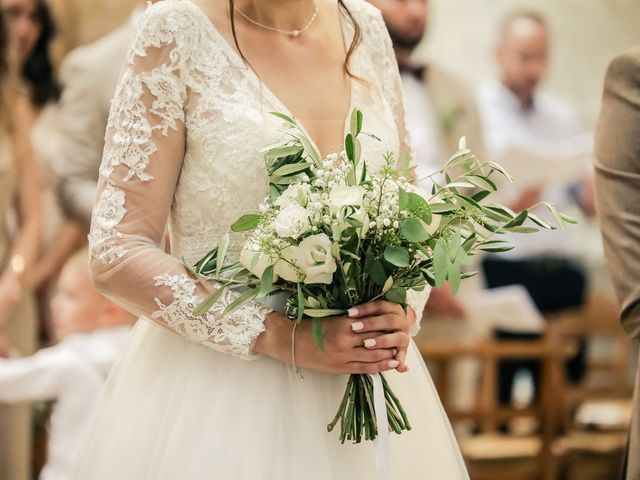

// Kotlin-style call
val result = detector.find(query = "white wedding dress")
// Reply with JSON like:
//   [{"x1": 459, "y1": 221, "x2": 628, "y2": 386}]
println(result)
[{"x1": 73, "y1": 1, "x2": 469, "y2": 478}]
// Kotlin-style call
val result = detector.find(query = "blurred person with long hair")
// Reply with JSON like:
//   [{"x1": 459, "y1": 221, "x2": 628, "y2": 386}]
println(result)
[
  {"x1": 0, "y1": 6, "x2": 42, "y2": 480},
  {"x1": 1, "y1": 0, "x2": 87, "y2": 337}
]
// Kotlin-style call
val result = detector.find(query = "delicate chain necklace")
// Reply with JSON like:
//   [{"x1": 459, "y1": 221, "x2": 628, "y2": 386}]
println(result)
[{"x1": 234, "y1": 0, "x2": 319, "y2": 38}]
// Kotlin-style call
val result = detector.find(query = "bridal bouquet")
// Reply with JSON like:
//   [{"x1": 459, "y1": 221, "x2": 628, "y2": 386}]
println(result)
[{"x1": 189, "y1": 109, "x2": 574, "y2": 444}]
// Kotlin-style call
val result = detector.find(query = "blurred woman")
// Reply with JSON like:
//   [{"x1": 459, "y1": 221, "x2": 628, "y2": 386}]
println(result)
[
  {"x1": 2, "y1": 0, "x2": 85, "y2": 337},
  {"x1": 0, "y1": 6, "x2": 42, "y2": 480}
]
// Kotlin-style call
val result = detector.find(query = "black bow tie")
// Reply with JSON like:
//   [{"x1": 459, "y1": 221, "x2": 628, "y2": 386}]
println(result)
[{"x1": 399, "y1": 64, "x2": 427, "y2": 82}]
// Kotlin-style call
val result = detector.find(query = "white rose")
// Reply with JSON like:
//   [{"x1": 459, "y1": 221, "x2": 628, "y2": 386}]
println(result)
[
  {"x1": 297, "y1": 234, "x2": 337, "y2": 284},
  {"x1": 329, "y1": 185, "x2": 365, "y2": 215},
  {"x1": 240, "y1": 244, "x2": 276, "y2": 279},
  {"x1": 275, "y1": 184, "x2": 308, "y2": 208},
  {"x1": 272, "y1": 204, "x2": 311, "y2": 238}
]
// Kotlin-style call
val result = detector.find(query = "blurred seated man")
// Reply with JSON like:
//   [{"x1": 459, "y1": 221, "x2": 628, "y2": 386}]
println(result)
[
  {"x1": 475, "y1": 11, "x2": 591, "y2": 404},
  {"x1": 370, "y1": 0, "x2": 486, "y2": 319},
  {"x1": 0, "y1": 248, "x2": 133, "y2": 480}
]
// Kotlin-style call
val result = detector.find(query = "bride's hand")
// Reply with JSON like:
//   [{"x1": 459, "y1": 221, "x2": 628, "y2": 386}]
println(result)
[
  {"x1": 347, "y1": 301, "x2": 415, "y2": 373},
  {"x1": 254, "y1": 310, "x2": 406, "y2": 375}
]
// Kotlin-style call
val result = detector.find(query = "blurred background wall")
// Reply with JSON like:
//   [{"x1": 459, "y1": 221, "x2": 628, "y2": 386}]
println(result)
[{"x1": 419, "y1": 0, "x2": 640, "y2": 129}]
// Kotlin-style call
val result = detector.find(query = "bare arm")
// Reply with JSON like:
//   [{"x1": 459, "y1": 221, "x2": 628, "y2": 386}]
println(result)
[{"x1": 0, "y1": 95, "x2": 42, "y2": 328}]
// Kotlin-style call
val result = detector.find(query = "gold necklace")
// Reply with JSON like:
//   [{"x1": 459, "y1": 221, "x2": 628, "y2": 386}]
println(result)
[{"x1": 234, "y1": 0, "x2": 319, "y2": 38}]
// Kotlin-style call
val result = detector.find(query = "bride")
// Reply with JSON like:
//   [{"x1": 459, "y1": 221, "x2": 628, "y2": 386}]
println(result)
[{"x1": 73, "y1": 0, "x2": 469, "y2": 478}]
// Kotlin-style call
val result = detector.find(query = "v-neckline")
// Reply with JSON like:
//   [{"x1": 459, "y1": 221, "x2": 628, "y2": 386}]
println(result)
[{"x1": 185, "y1": 0, "x2": 355, "y2": 159}]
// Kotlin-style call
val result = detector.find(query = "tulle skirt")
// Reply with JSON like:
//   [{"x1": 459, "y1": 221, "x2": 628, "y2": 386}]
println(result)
[{"x1": 71, "y1": 317, "x2": 469, "y2": 479}]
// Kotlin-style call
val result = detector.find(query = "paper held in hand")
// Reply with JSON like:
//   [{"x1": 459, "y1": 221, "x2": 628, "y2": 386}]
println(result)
[{"x1": 496, "y1": 132, "x2": 593, "y2": 186}]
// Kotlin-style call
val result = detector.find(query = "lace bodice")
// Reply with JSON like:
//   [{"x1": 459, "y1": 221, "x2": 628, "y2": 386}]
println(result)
[{"x1": 89, "y1": 0, "x2": 426, "y2": 359}]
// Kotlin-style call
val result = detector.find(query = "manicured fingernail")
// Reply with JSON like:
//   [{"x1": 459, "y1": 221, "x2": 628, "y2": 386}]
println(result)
[
  {"x1": 347, "y1": 307, "x2": 359, "y2": 317},
  {"x1": 388, "y1": 360, "x2": 399, "y2": 368},
  {"x1": 364, "y1": 338, "x2": 376, "y2": 348},
  {"x1": 351, "y1": 321, "x2": 364, "y2": 331},
  {"x1": 392, "y1": 348, "x2": 398, "y2": 356}
]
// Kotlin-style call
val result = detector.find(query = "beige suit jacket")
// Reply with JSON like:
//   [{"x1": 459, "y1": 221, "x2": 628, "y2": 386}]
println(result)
[
  {"x1": 424, "y1": 64, "x2": 486, "y2": 162},
  {"x1": 594, "y1": 44, "x2": 640, "y2": 480},
  {"x1": 54, "y1": 21, "x2": 136, "y2": 227}
]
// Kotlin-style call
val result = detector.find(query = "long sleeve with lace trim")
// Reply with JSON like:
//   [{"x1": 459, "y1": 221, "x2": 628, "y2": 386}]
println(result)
[{"x1": 88, "y1": 3, "x2": 271, "y2": 360}]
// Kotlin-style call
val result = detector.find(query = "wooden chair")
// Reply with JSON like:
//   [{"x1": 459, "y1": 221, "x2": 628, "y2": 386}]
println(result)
[
  {"x1": 546, "y1": 291, "x2": 633, "y2": 479},
  {"x1": 416, "y1": 335, "x2": 572, "y2": 480}
]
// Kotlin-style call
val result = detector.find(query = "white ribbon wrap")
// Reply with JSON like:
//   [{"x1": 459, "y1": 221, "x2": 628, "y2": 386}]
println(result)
[{"x1": 370, "y1": 373, "x2": 390, "y2": 480}]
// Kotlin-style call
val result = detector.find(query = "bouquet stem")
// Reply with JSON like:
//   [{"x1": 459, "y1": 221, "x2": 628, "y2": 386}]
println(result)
[{"x1": 327, "y1": 373, "x2": 411, "y2": 443}]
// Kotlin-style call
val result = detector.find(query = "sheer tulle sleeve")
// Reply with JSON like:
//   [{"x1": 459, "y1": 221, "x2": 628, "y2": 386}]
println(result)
[
  {"x1": 88, "y1": 4, "x2": 271, "y2": 360},
  {"x1": 368, "y1": 5, "x2": 430, "y2": 334}
]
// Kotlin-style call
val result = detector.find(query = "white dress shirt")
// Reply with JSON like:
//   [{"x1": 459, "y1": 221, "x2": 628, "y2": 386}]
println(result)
[
  {"x1": 0, "y1": 326, "x2": 131, "y2": 480},
  {"x1": 401, "y1": 72, "x2": 444, "y2": 188},
  {"x1": 476, "y1": 80, "x2": 588, "y2": 257}
]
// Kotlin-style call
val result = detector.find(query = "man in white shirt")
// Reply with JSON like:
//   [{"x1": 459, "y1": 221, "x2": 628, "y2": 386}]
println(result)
[
  {"x1": 370, "y1": 0, "x2": 486, "y2": 318},
  {"x1": 476, "y1": 11, "x2": 591, "y2": 403},
  {"x1": 0, "y1": 249, "x2": 133, "y2": 480}
]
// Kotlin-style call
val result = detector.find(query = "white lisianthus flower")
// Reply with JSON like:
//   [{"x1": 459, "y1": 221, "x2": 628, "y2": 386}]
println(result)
[
  {"x1": 297, "y1": 234, "x2": 337, "y2": 284},
  {"x1": 329, "y1": 185, "x2": 365, "y2": 215},
  {"x1": 240, "y1": 244, "x2": 276, "y2": 280},
  {"x1": 272, "y1": 204, "x2": 311, "y2": 238},
  {"x1": 275, "y1": 184, "x2": 308, "y2": 208}
]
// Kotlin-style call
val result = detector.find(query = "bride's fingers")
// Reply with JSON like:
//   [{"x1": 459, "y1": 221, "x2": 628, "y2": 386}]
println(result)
[
  {"x1": 355, "y1": 331, "x2": 409, "y2": 350},
  {"x1": 349, "y1": 314, "x2": 407, "y2": 334},
  {"x1": 394, "y1": 346, "x2": 410, "y2": 373},
  {"x1": 348, "y1": 301, "x2": 404, "y2": 319},
  {"x1": 349, "y1": 346, "x2": 396, "y2": 363},
  {"x1": 344, "y1": 358, "x2": 401, "y2": 374}
]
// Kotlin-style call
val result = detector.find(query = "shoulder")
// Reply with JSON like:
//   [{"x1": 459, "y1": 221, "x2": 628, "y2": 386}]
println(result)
[
  {"x1": 341, "y1": 0, "x2": 387, "y2": 39},
  {"x1": 604, "y1": 45, "x2": 640, "y2": 91},
  {"x1": 128, "y1": 0, "x2": 208, "y2": 61}
]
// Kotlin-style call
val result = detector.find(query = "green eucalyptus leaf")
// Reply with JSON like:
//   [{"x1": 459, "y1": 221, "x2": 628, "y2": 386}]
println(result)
[
  {"x1": 383, "y1": 246, "x2": 410, "y2": 268},
  {"x1": 304, "y1": 308, "x2": 346, "y2": 317},
  {"x1": 272, "y1": 162, "x2": 311, "y2": 177},
  {"x1": 399, "y1": 218, "x2": 430, "y2": 242},
  {"x1": 222, "y1": 288, "x2": 259, "y2": 316},
  {"x1": 367, "y1": 259, "x2": 388, "y2": 286},
  {"x1": 312, "y1": 317, "x2": 324, "y2": 351},
  {"x1": 433, "y1": 240, "x2": 448, "y2": 288},
  {"x1": 467, "y1": 175, "x2": 497, "y2": 191},
  {"x1": 399, "y1": 187, "x2": 409, "y2": 211},
  {"x1": 447, "y1": 261, "x2": 461, "y2": 294},
  {"x1": 231, "y1": 214, "x2": 261, "y2": 232},
  {"x1": 193, "y1": 287, "x2": 226, "y2": 316},
  {"x1": 504, "y1": 210, "x2": 528, "y2": 228},
  {"x1": 385, "y1": 286, "x2": 407, "y2": 304},
  {"x1": 264, "y1": 145, "x2": 303, "y2": 159},
  {"x1": 382, "y1": 276, "x2": 394, "y2": 294},
  {"x1": 345, "y1": 133, "x2": 354, "y2": 161},
  {"x1": 270, "y1": 111, "x2": 297, "y2": 125},
  {"x1": 504, "y1": 226, "x2": 539, "y2": 234},
  {"x1": 216, "y1": 233, "x2": 229, "y2": 277},
  {"x1": 297, "y1": 283, "x2": 305, "y2": 322},
  {"x1": 256, "y1": 265, "x2": 274, "y2": 298},
  {"x1": 349, "y1": 108, "x2": 363, "y2": 137}
]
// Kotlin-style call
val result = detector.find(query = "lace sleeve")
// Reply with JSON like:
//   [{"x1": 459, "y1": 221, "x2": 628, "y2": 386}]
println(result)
[{"x1": 89, "y1": 3, "x2": 270, "y2": 360}]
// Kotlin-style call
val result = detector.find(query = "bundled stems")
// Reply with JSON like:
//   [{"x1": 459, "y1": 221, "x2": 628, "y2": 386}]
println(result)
[{"x1": 327, "y1": 373, "x2": 411, "y2": 443}]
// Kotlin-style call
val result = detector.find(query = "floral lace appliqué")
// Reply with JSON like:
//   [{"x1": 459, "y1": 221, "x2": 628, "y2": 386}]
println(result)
[{"x1": 152, "y1": 274, "x2": 268, "y2": 359}]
